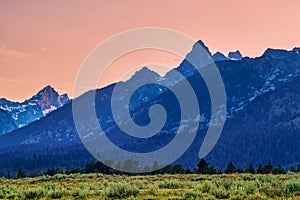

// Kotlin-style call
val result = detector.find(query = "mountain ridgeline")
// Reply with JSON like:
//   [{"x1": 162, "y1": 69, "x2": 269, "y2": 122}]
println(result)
[{"x1": 0, "y1": 41, "x2": 300, "y2": 176}]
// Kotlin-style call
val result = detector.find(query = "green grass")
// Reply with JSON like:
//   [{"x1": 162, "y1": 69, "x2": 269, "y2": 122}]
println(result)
[{"x1": 0, "y1": 173, "x2": 299, "y2": 199}]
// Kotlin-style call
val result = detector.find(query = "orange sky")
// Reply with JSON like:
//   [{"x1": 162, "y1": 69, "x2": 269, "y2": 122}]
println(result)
[{"x1": 0, "y1": 0, "x2": 300, "y2": 101}]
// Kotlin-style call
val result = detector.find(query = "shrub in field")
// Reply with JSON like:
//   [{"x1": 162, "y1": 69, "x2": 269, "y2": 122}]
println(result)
[
  {"x1": 24, "y1": 187, "x2": 45, "y2": 199},
  {"x1": 148, "y1": 184, "x2": 159, "y2": 196},
  {"x1": 79, "y1": 183, "x2": 96, "y2": 191},
  {"x1": 244, "y1": 193, "x2": 268, "y2": 200},
  {"x1": 69, "y1": 187, "x2": 98, "y2": 199},
  {"x1": 244, "y1": 182, "x2": 258, "y2": 195},
  {"x1": 184, "y1": 180, "x2": 194, "y2": 189},
  {"x1": 103, "y1": 182, "x2": 139, "y2": 199},
  {"x1": 77, "y1": 183, "x2": 101, "y2": 198},
  {"x1": 68, "y1": 173, "x2": 81, "y2": 179},
  {"x1": 81, "y1": 173, "x2": 98, "y2": 179},
  {"x1": 0, "y1": 184, "x2": 20, "y2": 199},
  {"x1": 182, "y1": 190, "x2": 199, "y2": 199},
  {"x1": 132, "y1": 179, "x2": 148, "y2": 189},
  {"x1": 285, "y1": 179, "x2": 300, "y2": 195},
  {"x1": 260, "y1": 182, "x2": 285, "y2": 198},
  {"x1": 229, "y1": 189, "x2": 247, "y2": 200},
  {"x1": 195, "y1": 180, "x2": 216, "y2": 193},
  {"x1": 69, "y1": 188, "x2": 81, "y2": 198},
  {"x1": 183, "y1": 190, "x2": 215, "y2": 200},
  {"x1": 158, "y1": 180, "x2": 181, "y2": 189},
  {"x1": 211, "y1": 187, "x2": 230, "y2": 199},
  {"x1": 219, "y1": 178, "x2": 234, "y2": 190},
  {"x1": 258, "y1": 175, "x2": 276, "y2": 183},
  {"x1": 43, "y1": 183, "x2": 57, "y2": 190},
  {"x1": 0, "y1": 186, "x2": 8, "y2": 199},
  {"x1": 242, "y1": 174, "x2": 255, "y2": 181},
  {"x1": 230, "y1": 181, "x2": 244, "y2": 191},
  {"x1": 53, "y1": 173, "x2": 66, "y2": 180},
  {"x1": 0, "y1": 190, "x2": 4, "y2": 199},
  {"x1": 49, "y1": 188, "x2": 64, "y2": 199}
]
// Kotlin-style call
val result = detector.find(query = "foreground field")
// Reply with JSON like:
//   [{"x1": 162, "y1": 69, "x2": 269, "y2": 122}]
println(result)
[{"x1": 0, "y1": 173, "x2": 300, "y2": 199}]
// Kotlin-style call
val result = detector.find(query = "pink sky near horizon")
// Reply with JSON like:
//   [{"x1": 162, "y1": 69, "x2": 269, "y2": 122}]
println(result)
[{"x1": 0, "y1": 0, "x2": 300, "y2": 101}]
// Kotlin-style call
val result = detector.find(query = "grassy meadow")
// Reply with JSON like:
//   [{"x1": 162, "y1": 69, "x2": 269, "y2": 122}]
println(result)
[{"x1": 0, "y1": 173, "x2": 299, "y2": 199}]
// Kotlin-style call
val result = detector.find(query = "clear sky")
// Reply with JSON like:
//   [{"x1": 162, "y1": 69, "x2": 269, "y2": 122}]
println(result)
[{"x1": 1, "y1": 0, "x2": 300, "y2": 101}]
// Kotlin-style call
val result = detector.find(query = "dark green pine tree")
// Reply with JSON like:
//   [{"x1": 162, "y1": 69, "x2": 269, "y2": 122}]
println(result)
[
  {"x1": 7, "y1": 170, "x2": 11, "y2": 179},
  {"x1": 236, "y1": 167, "x2": 244, "y2": 173},
  {"x1": 271, "y1": 165, "x2": 286, "y2": 174},
  {"x1": 208, "y1": 166, "x2": 217, "y2": 174},
  {"x1": 257, "y1": 164, "x2": 264, "y2": 174},
  {"x1": 17, "y1": 169, "x2": 26, "y2": 179},
  {"x1": 185, "y1": 169, "x2": 192, "y2": 174},
  {"x1": 246, "y1": 163, "x2": 255, "y2": 174},
  {"x1": 173, "y1": 164, "x2": 185, "y2": 174},
  {"x1": 85, "y1": 162, "x2": 96, "y2": 174},
  {"x1": 94, "y1": 161, "x2": 112, "y2": 174},
  {"x1": 152, "y1": 161, "x2": 160, "y2": 172},
  {"x1": 160, "y1": 164, "x2": 173, "y2": 174},
  {"x1": 197, "y1": 159, "x2": 210, "y2": 174},
  {"x1": 263, "y1": 161, "x2": 273, "y2": 174},
  {"x1": 290, "y1": 166, "x2": 297, "y2": 173},
  {"x1": 225, "y1": 162, "x2": 236, "y2": 174}
]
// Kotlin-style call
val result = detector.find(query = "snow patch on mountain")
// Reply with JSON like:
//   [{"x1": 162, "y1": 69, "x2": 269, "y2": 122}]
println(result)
[{"x1": 42, "y1": 105, "x2": 57, "y2": 116}]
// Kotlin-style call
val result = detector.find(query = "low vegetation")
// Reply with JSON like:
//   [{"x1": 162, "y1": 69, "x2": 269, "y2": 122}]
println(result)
[
  {"x1": 1, "y1": 159, "x2": 299, "y2": 199},
  {"x1": 0, "y1": 173, "x2": 299, "y2": 199}
]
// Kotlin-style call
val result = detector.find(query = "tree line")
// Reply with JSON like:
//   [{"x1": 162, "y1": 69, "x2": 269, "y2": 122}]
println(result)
[{"x1": 13, "y1": 159, "x2": 300, "y2": 179}]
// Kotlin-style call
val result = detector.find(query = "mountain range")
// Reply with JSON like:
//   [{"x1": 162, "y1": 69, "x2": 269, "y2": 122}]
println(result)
[{"x1": 0, "y1": 41, "x2": 299, "y2": 176}]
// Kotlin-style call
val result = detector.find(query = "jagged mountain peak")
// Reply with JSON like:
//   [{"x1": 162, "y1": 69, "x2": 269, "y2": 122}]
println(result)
[
  {"x1": 38, "y1": 85, "x2": 56, "y2": 93},
  {"x1": 262, "y1": 48, "x2": 290, "y2": 59},
  {"x1": 31, "y1": 85, "x2": 69, "y2": 113},
  {"x1": 36, "y1": 85, "x2": 56, "y2": 97},
  {"x1": 293, "y1": 47, "x2": 300, "y2": 53},
  {"x1": 129, "y1": 67, "x2": 161, "y2": 83},
  {"x1": 183, "y1": 40, "x2": 213, "y2": 69},
  {"x1": 0, "y1": 85, "x2": 69, "y2": 135},
  {"x1": 194, "y1": 40, "x2": 212, "y2": 55},
  {"x1": 33, "y1": 85, "x2": 69, "y2": 104},
  {"x1": 212, "y1": 51, "x2": 230, "y2": 62},
  {"x1": 0, "y1": 98, "x2": 12, "y2": 105},
  {"x1": 228, "y1": 50, "x2": 243, "y2": 60},
  {"x1": 134, "y1": 66, "x2": 160, "y2": 76},
  {"x1": 0, "y1": 97, "x2": 8, "y2": 102}
]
